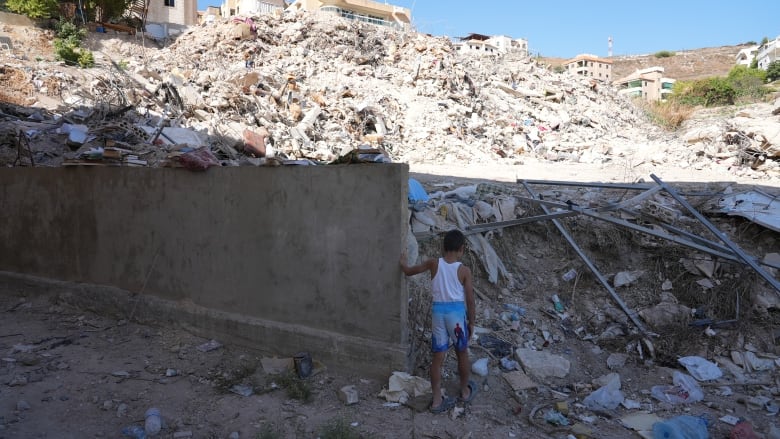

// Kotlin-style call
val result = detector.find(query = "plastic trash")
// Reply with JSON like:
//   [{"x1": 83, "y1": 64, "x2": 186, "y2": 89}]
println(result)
[
  {"x1": 472, "y1": 358, "x2": 489, "y2": 376},
  {"x1": 678, "y1": 356, "x2": 723, "y2": 381},
  {"x1": 503, "y1": 304, "x2": 527, "y2": 316},
  {"x1": 144, "y1": 408, "x2": 162, "y2": 436},
  {"x1": 551, "y1": 294, "x2": 565, "y2": 313},
  {"x1": 583, "y1": 373, "x2": 624, "y2": 411},
  {"x1": 652, "y1": 415, "x2": 708, "y2": 439},
  {"x1": 651, "y1": 371, "x2": 704, "y2": 404},
  {"x1": 121, "y1": 426, "x2": 146, "y2": 439},
  {"x1": 544, "y1": 409, "x2": 569, "y2": 426},
  {"x1": 500, "y1": 356, "x2": 519, "y2": 371},
  {"x1": 562, "y1": 269, "x2": 577, "y2": 282},
  {"x1": 407, "y1": 178, "x2": 429, "y2": 203}
]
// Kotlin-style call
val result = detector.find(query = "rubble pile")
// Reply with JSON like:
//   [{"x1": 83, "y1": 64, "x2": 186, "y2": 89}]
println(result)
[{"x1": 0, "y1": 10, "x2": 779, "y2": 177}]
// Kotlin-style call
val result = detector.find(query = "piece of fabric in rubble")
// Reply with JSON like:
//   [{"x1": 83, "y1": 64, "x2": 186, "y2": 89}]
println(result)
[
  {"x1": 447, "y1": 202, "x2": 509, "y2": 284},
  {"x1": 178, "y1": 148, "x2": 220, "y2": 171}
]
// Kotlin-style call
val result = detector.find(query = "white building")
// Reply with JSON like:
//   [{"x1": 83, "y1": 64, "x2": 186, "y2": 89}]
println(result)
[
  {"x1": 756, "y1": 36, "x2": 780, "y2": 70},
  {"x1": 735, "y1": 45, "x2": 759, "y2": 66},
  {"x1": 454, "y1": 33, "x2": 528, "y2": 57}
]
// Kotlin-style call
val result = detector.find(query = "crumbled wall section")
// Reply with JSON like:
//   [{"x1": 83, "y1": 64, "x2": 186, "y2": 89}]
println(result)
[{"x1": 0, "y1": 165, "x2": 410, "y2": 376}]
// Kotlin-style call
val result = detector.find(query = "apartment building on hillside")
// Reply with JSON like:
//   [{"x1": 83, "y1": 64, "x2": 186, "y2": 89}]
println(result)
[
  {"x1": 614, "y1": 66, "x2": 675, "y2": 102},
  {"x1": 735, "y1": 45, "x2": 759, "y2": 66},
  {"x1": 219, "y1": 0, "x2": 286, "y2": 17},
  {"x1": 756, "y1": 36, "x2": 780, "y2": 70},
  {"x1": 286, "y1": 0, "x2": 411, "y2": 29},
  {"x1": 146, "y1": 0, "x2": 198, "y2": 27},
  {"x1": 454, "y1": 33, "x2": 528, "y2": 57},
  {"x1": 562, "y1": 54, "x2": 612, "y2": 82}
]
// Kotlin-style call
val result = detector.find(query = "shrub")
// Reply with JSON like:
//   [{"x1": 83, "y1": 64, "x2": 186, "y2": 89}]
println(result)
[
  {"x1": 728, "y1": 65, "x2": 768, "y2": 101},
  {"x1": 672, "y1": 77, "x2": 735, "y2": 107},
  {"x1": 654, "y1": 50, "x2": 675, "y2": 58},
  {"x1": 53, "y1": 20, "x2": 93, "y2": 68},
  {"x1": 644, "y1": 100, "x2": 694, "y2": 130},
  {"x1": 767, "y1": 60, "x2": 780, "y2": 82},
  {"x1": 6, "y1": 0, "x2": 57, "y2": 19},
  {"x1": 53, "y1": 38, "x2": 80, "y2": 65},
  {"x1": 78, "y1": 50, "x2": 95, "y2": 68}
]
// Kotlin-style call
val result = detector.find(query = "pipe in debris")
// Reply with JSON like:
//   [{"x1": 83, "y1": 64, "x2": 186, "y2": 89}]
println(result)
[
  {"x1": 521, "y1": 181, "x2": 652, "y2": 336},
  {"x1": 650, "y1": 174, "x2": 780, "y2": 294}
]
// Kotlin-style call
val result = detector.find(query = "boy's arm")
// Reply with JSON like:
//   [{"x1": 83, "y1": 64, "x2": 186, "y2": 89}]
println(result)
[
  {"x1": 400, "y1": 256, "x2": 436, "y2": 276},
  {"x1": 461, "y1": 265, "x2": 476, "y2": 331}
]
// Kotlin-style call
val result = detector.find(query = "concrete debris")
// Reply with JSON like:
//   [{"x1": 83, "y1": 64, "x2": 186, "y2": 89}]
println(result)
[
  {"x1": 613, "y1": 270, "x2": 643, "y2": 287},
  {"x1": 0, "y1": 13, "x2": 775, "y2": 178},
  {"x1": 515, "y1": 348, "x2": 570, "y2": 378},
  {"x1": 378, "y1": 371, "x2": 431, "y2": 404},
  {"x1": 339, "y1": 384, "x2": 359, "y2": 405}
]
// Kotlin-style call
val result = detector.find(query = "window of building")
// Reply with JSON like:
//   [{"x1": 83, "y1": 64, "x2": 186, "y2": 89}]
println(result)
[{"x1": 164, "y1": 0, "x2": 174, "y2": 6}]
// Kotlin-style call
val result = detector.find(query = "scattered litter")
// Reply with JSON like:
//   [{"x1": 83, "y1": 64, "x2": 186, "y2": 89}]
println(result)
[
  {"x1": 650, "y1": 371, "x2": 704, "y2": 404},
  {"x1": 230, "y1": 384, "x2": 254, "y2": 397},
  {"x1": 678, "y1": 356, "x2": 723, "y2": 381},
  {"x1": 196, "y1": 339, "x2": 222, "y2": 352}
]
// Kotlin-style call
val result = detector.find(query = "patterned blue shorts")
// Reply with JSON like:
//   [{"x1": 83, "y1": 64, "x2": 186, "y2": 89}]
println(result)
[{"x1": 431, "y1": 301, "x2": 469, "y2": 353}]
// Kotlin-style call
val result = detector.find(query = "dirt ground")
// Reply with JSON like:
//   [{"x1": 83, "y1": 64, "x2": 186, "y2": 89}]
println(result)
[{"x1": 2, "y1": 167, "x2": 779, "y2": 439}]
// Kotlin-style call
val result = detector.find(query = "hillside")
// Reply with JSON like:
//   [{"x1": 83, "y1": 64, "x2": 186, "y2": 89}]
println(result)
[{"x1": 543, "y1": 44, "x2": 748, "y2": 82}]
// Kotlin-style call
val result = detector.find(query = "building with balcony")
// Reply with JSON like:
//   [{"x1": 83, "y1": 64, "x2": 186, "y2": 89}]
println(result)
[
  {"x1": 454, "y1": 33, "x2": 528, "y2": 57},
  {"x1": 562, "y1": 54, "x2": 612, "y2": 82},
  {"x1": 735, "y1": 45, "x2": 759, "y2": 66},
  {"x1": 286, "y1": 0, "x2": 411, "y2": 30},
  {"x1": 614, "y1": 66, "x2": 675, "y2": 102},
  {"x1": 756, "y1": 36, "x2": 780, "y2": 70}
]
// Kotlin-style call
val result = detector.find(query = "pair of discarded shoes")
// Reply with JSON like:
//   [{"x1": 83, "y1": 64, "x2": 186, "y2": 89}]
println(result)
[{"x1": 429, "y1": 381, "x2": 478, "y2": 414}]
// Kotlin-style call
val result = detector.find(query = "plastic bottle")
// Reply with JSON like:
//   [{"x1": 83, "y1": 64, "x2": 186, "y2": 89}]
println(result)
[
  {"x1": 652, "y1": 415, "x2": 708, "y2": 439},
  {"x1": 551, "y1": 294, "x2": 565, "y2": 313},
  {"x1": 144, "y1": 408, "x2": 162, "y2": 436}
]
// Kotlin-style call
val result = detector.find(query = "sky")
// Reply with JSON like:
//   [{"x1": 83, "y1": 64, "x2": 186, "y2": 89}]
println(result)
[{"x1": 197, "y1": 0, "x2": 780, "y2": 59}]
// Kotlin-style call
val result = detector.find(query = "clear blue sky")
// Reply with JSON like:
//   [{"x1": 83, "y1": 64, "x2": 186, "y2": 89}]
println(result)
[{"x1": 197, "y1": 0, "x2": 780, "y2": 58}]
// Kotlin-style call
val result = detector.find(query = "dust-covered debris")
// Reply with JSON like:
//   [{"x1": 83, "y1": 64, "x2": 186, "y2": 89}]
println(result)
[{"x1": 0, "y1": 12, "x2": 778, "y2": 179}]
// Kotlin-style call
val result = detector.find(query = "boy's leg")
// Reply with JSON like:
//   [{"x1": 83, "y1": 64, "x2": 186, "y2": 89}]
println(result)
[
  {"x1": 456, "y1": 349, "x2": 471, "y2": 400},
  {"x1": 430, "y1": 351, "x2": 446, "y2": 408}
]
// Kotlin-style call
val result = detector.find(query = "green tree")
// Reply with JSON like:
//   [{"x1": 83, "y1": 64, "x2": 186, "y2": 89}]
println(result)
[
  {"x1": 88, "y1": 0, "x2": 132, "y2": 22},
  {"x1": 767, "y1": 60, "x2": 780, "y2": 82},
  {"x1": 6, "y1": 0, "x2": 57, "y2": 18}
]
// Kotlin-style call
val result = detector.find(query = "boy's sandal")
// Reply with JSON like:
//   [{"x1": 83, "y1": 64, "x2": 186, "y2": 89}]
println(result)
[
  {"x1": 460, "y1": 380, "x2": 478, "y2": 404},
  {"x1": 429, "y1": 396, "x2": 456, "y2": 414}
]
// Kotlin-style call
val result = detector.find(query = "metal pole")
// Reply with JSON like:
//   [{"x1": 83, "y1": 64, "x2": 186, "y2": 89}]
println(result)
[
  {"x1": 521, "y1": 181, "x2": 652, "y2": 336},
  {"x1": 650, "y1": 174, "x2": 780, "y2": 293}
]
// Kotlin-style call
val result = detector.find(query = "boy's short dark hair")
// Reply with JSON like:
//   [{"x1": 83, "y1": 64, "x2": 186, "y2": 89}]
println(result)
[{"x1": 443, "y1": 230, "x2": 465, "y2": 252}]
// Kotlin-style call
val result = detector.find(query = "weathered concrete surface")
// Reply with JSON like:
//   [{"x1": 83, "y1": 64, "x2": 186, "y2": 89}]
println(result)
[
  {"x1": 0, "y1": 12, "x2": 35, "y2": 27},
  {"x1": 0, "y1": 165, "x2": 410, "y2": 376}
]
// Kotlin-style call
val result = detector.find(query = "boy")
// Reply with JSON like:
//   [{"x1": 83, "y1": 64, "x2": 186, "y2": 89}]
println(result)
[{"x1": 401, "y1": 229, "x2": 477, "y2": 413}]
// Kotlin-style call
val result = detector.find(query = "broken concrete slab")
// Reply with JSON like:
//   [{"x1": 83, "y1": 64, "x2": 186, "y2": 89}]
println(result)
[{"x1": 515, "y1": 348, "x2": 570, "y2": 379}]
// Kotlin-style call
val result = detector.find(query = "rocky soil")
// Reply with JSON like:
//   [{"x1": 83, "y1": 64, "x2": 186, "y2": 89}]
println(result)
[{"x1": 1, "y1": 9, "x2": 780, "y2": 439}]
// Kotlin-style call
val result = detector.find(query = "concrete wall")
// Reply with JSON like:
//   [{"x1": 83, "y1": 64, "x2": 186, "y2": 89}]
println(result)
[
  {"x1": 147, "y1": 0, "x2": 197, "y2": 27},
  {"x1": 0, "y1": 11, "x2": 35, "y2": 27},
  {"x1": 0, "y1": 165, "x2": 410, "y2": 376}
]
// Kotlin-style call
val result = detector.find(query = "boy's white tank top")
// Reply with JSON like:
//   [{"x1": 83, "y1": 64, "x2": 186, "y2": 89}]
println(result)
[{"x1": 431, "y1": 258, "x2": 464, "y2": 302}]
